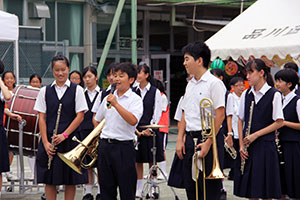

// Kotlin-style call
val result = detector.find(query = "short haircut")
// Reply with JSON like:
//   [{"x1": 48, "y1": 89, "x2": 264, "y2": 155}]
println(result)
[
  {"x1": 2, "y1": 71, "x2": 16, "y2": 88},
  {"x1": 82, "y1": 66, "x2": 97, "y2": 77},
  {"x1": 182, "y1": 41, "x2": 211, "y2": 68},
  {"x1": 114, "y1": 62, "x2": 137, "y2": 86},
  {"x1": 283, "y1": 62, "x2": 298, "y2": 73},
  {"x1": 29, "y1": 74, "x2": 42, "y2": 83},
  {"x1": 229, "y1": 77, "x2": 244, "y2": 86},
  {"x1": 210, "y1": 68, "x2": 224, "y2": 78},
  {"x1": 105, "y1": 62, "x2": 118, "y2": 77},
  {"x1": 51, "y1": 54, "x2": 70, "y2": 69},
  {"x1": 275, "y1": 69, "x2": 299, "y2": 91},
  {"x1": 69, "y1": 70, "x2": 84, "y2": 87}
]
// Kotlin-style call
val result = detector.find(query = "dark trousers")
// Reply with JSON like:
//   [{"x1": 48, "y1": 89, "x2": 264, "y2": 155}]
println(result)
[
  {"x1": 97, "y1": 139, "x2": 137, "y2": 200},
  {"x1": 183, "y1": 134, "x2": 222, "y2": 200}
]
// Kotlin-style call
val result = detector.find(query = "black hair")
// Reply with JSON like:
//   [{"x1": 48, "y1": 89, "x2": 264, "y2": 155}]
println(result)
[
  {"x1": 137, "y1": 63, "x2": 154, "y2": 85},
  {"x1": 51, "y1": 54, "x2": 70, "y2": 69},
  {"x1": 82, "y1": 66, "x2": 97, "y2": 77},
  {"x1": 283, "y1": 62, "x2": 298, "y2": 73},
  {"x1": 69, "y1": 70, "x2": 84, "y2": 87},
  {"x1": 29, "y1": 74, "x2": 42, "y2": 84},
  {"x1": 105, "y1": 62, "x2": 118, "y2": 77},
  {"x1": 114, "y1": 62, "x2": 137, "y2": 86},
  {"x1": 2, "y1": 71, "x2": 16, "y2": 88},
  {"x1": 229, "y1": 76, "x2": 244, "y2": 86},
  {"x1": 0, "y1": 60, "x2": 4, "y2": 72},
  {"x1": 210, "y1": 68, "x2": 224, "y2": 78},
  {"x1": 182, "y1": 41, "x2": 211, "y2": 68},
  {"x1": 153, "y1": 78, "x2": 166, "y2": 95},
  {"x1": 275, "y1": 69, "x2": 299, "y2": 91},
  {"x1": 246, "y1": 59, "x2": 274, "y2": 87}
]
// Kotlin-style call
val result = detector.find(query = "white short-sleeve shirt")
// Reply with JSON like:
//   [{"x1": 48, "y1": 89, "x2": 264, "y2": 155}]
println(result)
[
  {"x1": 174, "y1": 96, "x2": 184, "y2": 121},
  {"x1": 84, "y1": 85, "x2": 101, "y2": 103},
  {"x1": 181, "y1": 70, "x2": 226, "y2": 131},
  {"x1": 282, "y1": 91, "x2": 300, "y2": 121},
  {"x1": 91, "y1": 85, "x2": 112, "y2": 113},
  {"x1": 226, "y1": 92, "x2": 241, "y2": 139},
  {"x1": 34, "y1": 79, "x2": 88, "y2": 114},
  {"x1": 94, "y1": 88, "x2": 143, "y2": 141},
  {"x1": 238, "y1": 83, "x2": 284, "y2": 121}
]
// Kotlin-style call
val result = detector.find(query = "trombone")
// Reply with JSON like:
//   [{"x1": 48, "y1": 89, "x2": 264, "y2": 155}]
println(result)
[{"x1": 194, "y1": 98, "x2": 225, "y2": 200}]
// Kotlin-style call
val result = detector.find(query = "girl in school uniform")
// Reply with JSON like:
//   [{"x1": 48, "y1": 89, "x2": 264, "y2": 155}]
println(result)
[
  {"x1": 275, "y1": 69, "x2": 300, "y2": 200},
  {"x1": 81, "y1": 66, "x2": 101, "y2": 200},
  {"x1": 234, "y1": 59, "x2": 283, "y2": 199},
  {"x1": 0, "y1": 60, "x2": 13, "y2": 198},
  {"x1": 69, "y1": 70, "x2": 84, "y2": 88},
  {"x1": 133, "y1": 63, "x2": 163, "y2": 198},
  {"x1": 34, "y1": 55, "x2": 88, "y2": 200}
]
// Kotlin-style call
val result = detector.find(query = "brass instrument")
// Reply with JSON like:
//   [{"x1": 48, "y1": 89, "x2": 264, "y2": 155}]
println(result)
[
  {"x1": 58, "y1": 119, "x2": 105, "y2": 174},
  {"x1": 224, "y1": 135, "x2": 237, "y2": 160},
  {"x1": 48, "y1": 103, "x2": 62, "y2": 169},
  {"x1": 193, "y1": 98, "x2": 225, "y2": 200},
  {"x1": 241, "y1": 101, "x2": 254, "y2": 175}
]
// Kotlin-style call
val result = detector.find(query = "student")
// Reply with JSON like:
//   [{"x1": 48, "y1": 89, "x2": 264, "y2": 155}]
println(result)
[
  {"x1": 176, "y1": 41, "x2": 226, "y2": 200},
  {"x1": 34, "y1": 55, "x2": 88, "y2": 200},
  {"x1": 29, "y1": 74, "x2": 42, "y2": 88},
  {"x1": 154, "y1": 79, "x2": 169, "y2": 179},
  {"x1": 275, "y1": 69, "x2": 300, "y2": 200},
  {"x1": 2, "y1": 71, "x2": 22, "y2": 181},
  {"x1": 225, "y1": 77, "x2": 245, "y2": 180},
  {"x1": 91, "y1": 63, "x2": 117, "y2": 127},
  {"x1": 0, "y1": 60, "x2": 13, "y2": 198},
  {"x1": 81, "y1": 66, "x2": 101, "y2": 200},
  {"x1": 94, "y1": 62, "x2": 143, "y2": 200},
  {"x1": 133, "y1": 63, "x2": 163, "y2": 198},
  {"x1": 234, "y1": 59, "x2": 283, "y2": 199},
  {"x1": 283, "y1": 62, "x2": 300, "y2": 96},
  {"x1": 70, "y1": 70, "x2": 84, "y2": 88}
]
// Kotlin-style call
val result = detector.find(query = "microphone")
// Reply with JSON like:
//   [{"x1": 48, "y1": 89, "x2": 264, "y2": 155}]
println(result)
[{"x1": 107, "y1": 83, "x2": 116, "y2": 109}]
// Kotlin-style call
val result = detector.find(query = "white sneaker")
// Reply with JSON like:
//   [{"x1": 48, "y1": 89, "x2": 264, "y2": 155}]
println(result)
[
  {"x1": 5, "y1": 172, "x2": 18, "y2": 181},
  {"x1": 157, "y1": 172, "x2": 168, "y2": 180}
]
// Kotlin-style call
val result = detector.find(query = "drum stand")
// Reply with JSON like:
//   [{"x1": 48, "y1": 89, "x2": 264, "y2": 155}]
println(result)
[{"x1": 140, "y1": 129, "x2": 179, "y2": 200}]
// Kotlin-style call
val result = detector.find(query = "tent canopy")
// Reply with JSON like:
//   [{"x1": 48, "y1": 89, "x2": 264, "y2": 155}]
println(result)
[
  {"x1": 0, "y1": 11, "x2": 19, "y2": 41},
  {"x1": 206, "y1": 0, "x2": 300, "y2": 61}
]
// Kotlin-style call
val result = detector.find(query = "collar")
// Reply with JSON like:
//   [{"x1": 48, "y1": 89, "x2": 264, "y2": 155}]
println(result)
[
  {"x1": 84, "y1": 85, "x2": 101, "y2": 93},
  {"x1": 138, "y1": 82, "x2": 151, "y2": 91},
  {"x1": 250, "y1": 82, "x2": 270, "y2": 95},
  {"x1": 232, "y1": 92, "x2": 241, "y2": 99},
  {"x1": 51, "y1": 79, "x2": 71, "y2": 88},
  {"x1": 115, "y1": 87, "x2": 132, "y2": 99},
  {"x1": 283, "y1": 91, "x2": 296, "y2": 102},
  {"x1": 191, "y1": 70, "x2": 210, "y2": 84}
]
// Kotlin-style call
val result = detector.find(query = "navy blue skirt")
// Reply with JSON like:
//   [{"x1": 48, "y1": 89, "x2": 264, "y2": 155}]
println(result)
[
  {"x1": 281, "y1": 141, "x2": 300, "y2": 198},
  {"x1": 136, "y1": 130, "x2": 164, "y2": 163},
  {"x1": 36, "y1": 130, "x2": 88, "y2": 185},
  {"x1": 0, "y1": 126, "x2": 9, "y2": 173},
  {"x1": 168, "y1": 153, "x2": 185, "y2": 188},
  {"x1": 234, "y1": 138, "x2": 281, "y2": 199}
]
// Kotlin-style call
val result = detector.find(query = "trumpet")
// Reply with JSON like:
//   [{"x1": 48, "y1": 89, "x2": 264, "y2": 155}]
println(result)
[
  {"x1": 58, "y1": 119, "x2": 105, "y2": 174},
  {"x1": 224, "y1": 135, "x2": 237, "y2": 160},
  {"x1": 193, "y1": 98, "x2": 225, "y2": 200}
]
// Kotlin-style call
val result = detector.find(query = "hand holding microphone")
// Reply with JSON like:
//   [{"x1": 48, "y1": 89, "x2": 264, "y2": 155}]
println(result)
[{"x1": 107, "y1": 83, "x2": 116, "y2": 109}]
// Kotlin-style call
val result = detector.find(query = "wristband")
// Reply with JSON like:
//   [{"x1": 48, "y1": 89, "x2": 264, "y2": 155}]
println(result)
[
  {"x1": 228, "y1": 132, "x2": 233, "y2": 136},
  {"x1": 62, "y1": 132, "x2": 69, "y2": 139}
]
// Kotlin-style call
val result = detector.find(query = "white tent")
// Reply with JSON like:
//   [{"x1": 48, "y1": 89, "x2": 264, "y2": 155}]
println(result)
[
  {"x1": 0, "y1": 11, "x2": 19, "y2": 82},
  {"x1": 206, "y1": 0, "x2": 300, "y2": 66}
]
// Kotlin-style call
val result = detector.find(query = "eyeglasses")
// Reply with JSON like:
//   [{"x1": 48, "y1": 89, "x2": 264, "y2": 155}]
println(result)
[{"x1": 234, "y1": 84, "x2": 245, "y2": 87}]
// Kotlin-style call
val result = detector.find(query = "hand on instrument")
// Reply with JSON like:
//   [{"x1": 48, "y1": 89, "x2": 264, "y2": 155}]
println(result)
[
  {"x1": 107, "y1": 94, "x2": 117, "y2": 108},
  {"x1": 239, "y1": 146, "x2": 248, "y2": 161},
  {"x1": 243, "y1": 133, "x2": 258, "y2": 146},
  {"x1": 52, "y1": 133, "x2": 66, "y2": 145},
  {"x1": 225, "y1": 135, "x2": 234, "y2": 148},
  {"x1": 176, "y1": 139, "x2": 185, "y2": 160},
  {"x1": 44, "y1": 141, "x2": 57, "y2": 158},
  {"x1": 135, "y1": 129, "x2": 143, "y2": 137},
  {"x1": 196, "y1": 139, "x2": 212, "y2": 158},
  {"x1": 142, "y1": 128, "x2": 153, "y2": 136}
]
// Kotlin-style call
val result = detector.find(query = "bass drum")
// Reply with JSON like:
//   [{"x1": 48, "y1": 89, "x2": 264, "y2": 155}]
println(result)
[{"x1": 5, "y1": 85, "x2": 40, "y2": 156}]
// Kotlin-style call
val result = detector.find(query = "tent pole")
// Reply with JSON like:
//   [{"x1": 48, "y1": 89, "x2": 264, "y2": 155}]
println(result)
[
  {"x1": 97, "y1": 0, "x2": 126, "y2": 78},
  {"x1": 240, "y1": 0, "x2": 244, "y2": 13}
]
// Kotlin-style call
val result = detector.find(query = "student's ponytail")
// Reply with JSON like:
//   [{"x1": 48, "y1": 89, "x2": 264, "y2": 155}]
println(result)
[{"x1": 246, "y1": 58, "x2": 274, "y2": 86}]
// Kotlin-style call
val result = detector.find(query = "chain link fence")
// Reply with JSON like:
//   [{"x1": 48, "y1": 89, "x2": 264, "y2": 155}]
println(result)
[{"x1": 0, "y1": 40, "x2": 67, "y2": 86}]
